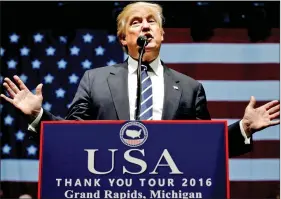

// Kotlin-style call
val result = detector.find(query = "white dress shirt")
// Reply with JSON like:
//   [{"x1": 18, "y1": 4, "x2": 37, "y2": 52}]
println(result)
[
  {"x1": 28, "y1": 55, "x2": 251, "y2": 144},
  {"x1": 127, "y1": 55, "x2": 164, "y2": 120}
]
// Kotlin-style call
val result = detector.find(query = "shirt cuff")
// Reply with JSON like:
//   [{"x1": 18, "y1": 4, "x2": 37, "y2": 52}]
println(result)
[
  {"x1": 239, "y1": 120, "x2": 251, "y2": 144},
  {"x1": 27, "y1": 108, "x2": 44, "y2": 133}
]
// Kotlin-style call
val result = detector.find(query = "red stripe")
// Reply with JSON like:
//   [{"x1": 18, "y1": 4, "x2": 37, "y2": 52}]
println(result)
[
  {"x1": 208, "y1": 101, "x2": 268, "y2": 118},
  {"x1": 230, "y1": 141, "x2": 279, "y2": 159},
  {"x1": 163, "y1": 28, "x2": 280, "y2": 43},
  {"x1": 230, "y1": 181, "x2": 280, "y2": 198},
  {"x1": 167, "y1": 64, "x2": 280, "y2": 80}
]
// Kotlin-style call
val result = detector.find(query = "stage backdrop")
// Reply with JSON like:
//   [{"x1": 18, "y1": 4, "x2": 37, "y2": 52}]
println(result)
[{"x1": 0, "y1": 28, "x2": 280, "y2": 198}]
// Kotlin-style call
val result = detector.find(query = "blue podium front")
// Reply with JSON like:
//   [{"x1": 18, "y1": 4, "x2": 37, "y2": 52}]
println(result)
[{"x1": 38, "y1": 120, "x2": 229, "y2": 199}]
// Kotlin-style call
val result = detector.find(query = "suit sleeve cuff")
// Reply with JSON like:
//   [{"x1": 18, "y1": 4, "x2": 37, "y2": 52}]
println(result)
[
  {"x1": 239, "y1": 120, "x2": 251, "y2": 144},
  {"x1": 27, "y1": 108, "x2": 43, "y2": 133}
]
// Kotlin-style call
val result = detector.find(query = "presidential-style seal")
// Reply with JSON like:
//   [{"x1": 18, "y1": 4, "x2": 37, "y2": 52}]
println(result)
[{"x1": 120, "y1": 121, "x2": 148, "y2": 147}]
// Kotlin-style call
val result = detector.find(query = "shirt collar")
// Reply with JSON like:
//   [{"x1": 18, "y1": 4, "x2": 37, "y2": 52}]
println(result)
[{"x1": 128, "y1": 55, "x2": 162, "y2": 76}]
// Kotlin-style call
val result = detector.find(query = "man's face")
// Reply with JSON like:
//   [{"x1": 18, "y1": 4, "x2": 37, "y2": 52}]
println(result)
[{"x1": 121, "y1": 6, "x2": 164, "y2": 62}]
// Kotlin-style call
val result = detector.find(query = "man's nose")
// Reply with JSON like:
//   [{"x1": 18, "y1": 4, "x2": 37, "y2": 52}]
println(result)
[{"x1": 142, "y1": 20, "x2": 150, "y2": 30}]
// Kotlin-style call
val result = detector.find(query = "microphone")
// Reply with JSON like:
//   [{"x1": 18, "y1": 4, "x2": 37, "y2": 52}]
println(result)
[
  {"x1": 135, "y1": 35, "x2": 148, "y2": 120},
  {"x1": 137, "y1": 35, "x2": 148, "y2": 47}
]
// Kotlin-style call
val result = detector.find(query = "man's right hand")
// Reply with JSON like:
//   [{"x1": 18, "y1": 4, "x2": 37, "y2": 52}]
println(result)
[{"x1": 0, "y1": 75, "x2": 43, "y2": 121}]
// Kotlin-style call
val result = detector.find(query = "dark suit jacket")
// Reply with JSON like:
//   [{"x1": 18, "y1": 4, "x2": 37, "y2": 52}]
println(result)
[{"x1": 30, "y1": 61, "x2": 252, "y2": 158}]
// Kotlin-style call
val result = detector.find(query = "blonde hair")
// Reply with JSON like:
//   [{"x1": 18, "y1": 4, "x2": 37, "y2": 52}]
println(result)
[{"x1": 116, "y1": 1, "x2": 165, "y2": 53}]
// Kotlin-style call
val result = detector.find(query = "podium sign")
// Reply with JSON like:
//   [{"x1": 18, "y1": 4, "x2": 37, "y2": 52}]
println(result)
[{"x1": 38, "y1": 121, "x2": 229, "y2": 198}]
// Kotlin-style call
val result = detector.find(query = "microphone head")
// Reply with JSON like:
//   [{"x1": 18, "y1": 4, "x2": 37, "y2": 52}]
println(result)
[{"x1": 137, "y1": 35, "x2": 148, "y2": 47}]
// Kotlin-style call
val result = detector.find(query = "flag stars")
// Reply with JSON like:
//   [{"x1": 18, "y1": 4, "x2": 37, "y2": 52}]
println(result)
[
  {"x1": 9, "y1": 33, "x2": 20, "y2": 43},
  {"x1": 69, "y1": 73, "x2": 79, "y2": 84},
  {"x1": 19, "y1": 74, "x2": 28, "y2": 83},
  {"x1": 33, "y1": 33, "x2": 44, "y2": 43},
  {"x1": 57, "y1": 59, "x2": 67, "y2": 69},
  {"x1": 43, "y1": 102, "x2": 52, "y2": 111},
  {"x1": 2, "y1": 144, "x2": 12, "y2": 155},
  {"x1": 83, "y1": 33, "x2": 93, "y2": 43},
  {"x1": 70, "y1": 46, "x2": 80, "y2": 56},
  {"x1": 7, "y1": 59, "x2": 17, "y2": 69},
  {"x1": 46, "y1": 46, "x2": 56, "y2": 56},
  {"x1": 108, "y1": 35, "x2": 116, "y2": 43},
  {"x1": 95, "y1": 46, "x2": 105, "y2": 56},
  {"x1": 59, "y1": 36, "x2": 67, "y2": 43},
  {"x1": 81, "y1": 59, "x2": 92, "y2": 69},
  {"x1": 44, "y1": 74, "x2": 54, "y2": 84},
  {"x1": 27, "y1": 145, "x2": 37, "y2": 156},
  {"x1": 15, "y1": 130, "x2": 25, "y2": 141},
  {"x1": 56, "y1": 88, "x2": 66, "y2": 98},
  {"x1": 107, "y1": 60, "x2": 116, "y2": 66},
  {"x1": 32, "y1": 59, "x2": 41, "y2": 69},
  {"x1": 0, "y1": 47, "x2": 5, "y2": 56},
  {"x1": 20, "y1": 46, "x2": 30, "y2": 56},
  {"x1": 4, "y1": 114, "x2": 14, "y2": 126}
]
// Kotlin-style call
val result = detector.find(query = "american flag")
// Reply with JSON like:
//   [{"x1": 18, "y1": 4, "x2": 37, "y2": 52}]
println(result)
[{"x1": 0, "y1": 28, "x2": 279, "y2": 198}]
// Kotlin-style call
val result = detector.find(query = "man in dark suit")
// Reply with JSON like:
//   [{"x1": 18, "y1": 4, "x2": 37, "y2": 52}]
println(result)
[{"x1": 1, "y1": 2, "x2": 279, "y2": 158}]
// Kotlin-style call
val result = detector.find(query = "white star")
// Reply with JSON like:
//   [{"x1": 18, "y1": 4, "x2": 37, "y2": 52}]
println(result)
[
  {"x1": 10, "y1": 33, "x2": 20, "y2": 43},
  {"x1": 34, "y1": 33, "x2": 44, "y2": 43},
  {"x1": 19, "y1": 74, "x2": 28, "y2": 83},
  {"x1": 59, "y1": 36, "x2": 67, "y2": 43},
  {"x1": 44, "y1": 74, "x2": 54, "y2": 84},
  {"x1": 27, "y1": 145, "x2": 37, "y2": 156},
  {"x1": 4, "y1": 114, "x2": 14, "y2": 125},
  {"x1": 69, "y1": 73, "x2": 79, "y2": 84},
  {"x1": 7, "y1": 59, "x2": 17, "y2": 69},
  {"x1": 67, "y1": 103, "x2": 72, "y2": 109},
  {"x1": 56, "y1": 88, "x2": 65, "y2": 98},
  {"x1": 108, "y1": 35, "x2": 116, "y2": 43},
  {"x1": 43, "y1": 102, "x2": 52, "y2": 111},
  {"x1": 46, "y1": 46, "x2": 56, "y2": 56},
  {"x1": 31, "y1": 89, "x2": 36, "y2": 94},
  {"x1": 2, "y1": 144, "x2": 11, "y2": 154},
  {"x1": 95, "y1": 46, "x2": 105, "y2": 56},
  {"x1": 83, "y1": 33, "x2": 93, "y2": 43},
  {"x1": 107, "y1": 60, "x2": 116, "y2": 66},
  {"x1": 70, "y1": 46, "x2": 80, "y2": 56},
  {"x1": 0, "y1": 47, "x2": 5, "y2": 56},
  {"x1": 57, "y1": 59, "x2": 67, "y2": 69},
  {"x1": 32, "y1": 59, "x2": 41, "y2": 69},
  {"x1": 20, "y1": 46, "x2": 30, "y2": 56},
  {"x1": 81, "y1": 59, "x2": 92, "y2": 69},
  {"x1": 15, "y1": 130, "x2": 25, "y2": 141}
]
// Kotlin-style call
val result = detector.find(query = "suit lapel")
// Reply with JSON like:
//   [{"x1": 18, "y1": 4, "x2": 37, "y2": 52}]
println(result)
[
  {"x1": 161, "y1": 64, "x2": 182, "y2": 120},
  {"x1": 107, "y1": 63, "x2": 130, "y2": 120}
]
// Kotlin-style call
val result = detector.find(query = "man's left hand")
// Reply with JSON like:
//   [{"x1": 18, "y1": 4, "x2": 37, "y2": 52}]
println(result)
[{"x1": 242, "y1": 96, "x2": 280, "y2": 137}]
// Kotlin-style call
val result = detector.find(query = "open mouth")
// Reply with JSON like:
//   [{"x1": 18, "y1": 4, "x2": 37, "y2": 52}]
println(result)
[{"x1": 144, "y1": 33, "x2": 154, "y2": 41}]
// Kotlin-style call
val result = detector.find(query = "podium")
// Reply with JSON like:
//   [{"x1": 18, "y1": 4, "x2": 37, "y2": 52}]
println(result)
[{"x1": 38, "y1": 120, "x2": 230, "y2": 198}]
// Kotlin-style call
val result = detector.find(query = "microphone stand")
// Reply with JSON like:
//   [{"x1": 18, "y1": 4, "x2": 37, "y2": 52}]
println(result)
[{"x1": 135, "y1": 40, "x2": 147, "y2": 120}]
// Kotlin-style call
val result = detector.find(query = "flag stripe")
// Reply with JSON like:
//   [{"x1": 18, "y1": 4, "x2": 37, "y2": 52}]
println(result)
[
  {"x1": 168, "y1": 63, "x2": 280, "y2": 80},
  {"x1": 159, "y1": 44, "x2": 279, "y2": 63},
  {"x1": 163, "y1": 28, "x2": 280, "y2": 43},
  {"x1": 1, "y1": 159, "x2": 279, "y2": 182},
  {"x1": 230, "y1": 141, "x2": 279, "y2": 159},
  {"x1": 230, "y1": 181, "x2": 280, "y2": 198},
  {"x1": 208, "y1": 101, "x2": 278, "y2": 118},
  {"x1": 199, "y1": 81, "x2": 279, "y2": 101},
  {"x1": 215, "y1": 119, "x2": 280, "y2": 141},
  {"x1": 229, "y1": 159, "x2": 279, "y2": 181}
]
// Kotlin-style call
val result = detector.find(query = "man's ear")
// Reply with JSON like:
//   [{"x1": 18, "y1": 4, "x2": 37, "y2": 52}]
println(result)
[
  {"x1": 161, "y1": 29, "x2": 165, "y2": 42},
  {"x1": 120, "y1": 35, "x2": 127, "y2": 46}
]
